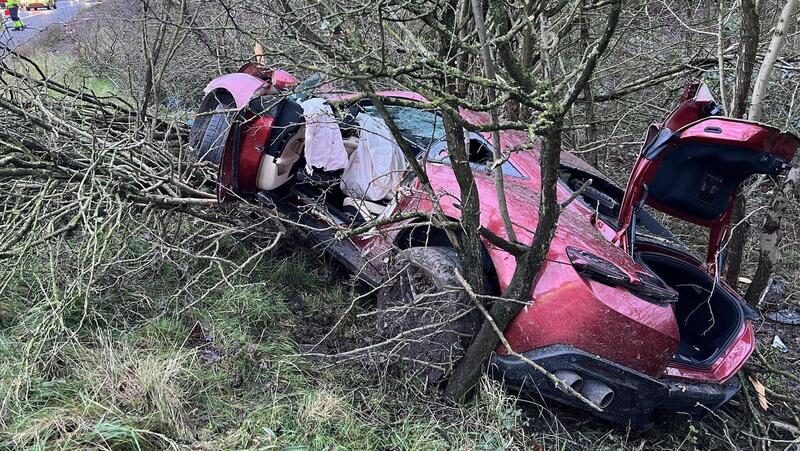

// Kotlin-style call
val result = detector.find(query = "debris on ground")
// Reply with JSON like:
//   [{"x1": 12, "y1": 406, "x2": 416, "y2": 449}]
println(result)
[
  {"x1": 766, "y1": 308, "x2": 800, "y2": 325},
  {"x1": 771, "y1": 335, "x2": 790, "y2": 353},
  {"x1": 761, "y1": 275, "x2": 787, "y2": 307}
]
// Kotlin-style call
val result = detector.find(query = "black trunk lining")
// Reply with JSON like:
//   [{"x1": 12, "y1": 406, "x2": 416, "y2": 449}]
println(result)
[{"x1": 636, "y1": 252, "x2": 742, "y2": 367}]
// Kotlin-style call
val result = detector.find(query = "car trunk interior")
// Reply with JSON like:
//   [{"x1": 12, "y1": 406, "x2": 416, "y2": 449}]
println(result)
[{"x1": 635, "y1": 251, "x2": 743, "y2": 367}]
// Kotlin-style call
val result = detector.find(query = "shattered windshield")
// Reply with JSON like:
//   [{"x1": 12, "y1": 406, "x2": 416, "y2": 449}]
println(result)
[
  {"x1": 363, "y1": 105, "x2": 445, "y2": 148},
  {"x1": 426, "y1": 134, "x2": 525, "y2": 178},
  {"x1": 363, "y1": 105, "x2": 524, "y2": 178}
]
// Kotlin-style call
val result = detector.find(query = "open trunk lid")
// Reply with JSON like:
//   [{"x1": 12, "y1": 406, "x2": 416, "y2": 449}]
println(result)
[{"x1": 617, "y1": 82, "x2": 800, "y2": 262}]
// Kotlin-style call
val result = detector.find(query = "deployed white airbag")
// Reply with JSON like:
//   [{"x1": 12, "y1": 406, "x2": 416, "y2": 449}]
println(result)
[
  {"x1": 300, "y1": 98, "x2": 349, "y2": 172},
  {"x1": 340, "y1": 115, "x2": 408, "y2": 201}
]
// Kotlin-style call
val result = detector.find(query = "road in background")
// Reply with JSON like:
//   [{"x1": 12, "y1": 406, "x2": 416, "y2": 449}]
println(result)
[{"x1": 1, "y1": 0, "x2": 92, "y2": 50}]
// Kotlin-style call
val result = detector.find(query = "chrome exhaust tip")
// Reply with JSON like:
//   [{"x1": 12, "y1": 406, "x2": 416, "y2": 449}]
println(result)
[
  {"x1": 554, "y1": 369, "x2": 584, "y2": 392},
  {"x1": 579, "y1": 379, "x2": 615, "y2": 409}
]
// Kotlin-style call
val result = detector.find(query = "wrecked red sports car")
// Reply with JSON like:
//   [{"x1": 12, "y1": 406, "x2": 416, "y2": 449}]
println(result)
[{"x1": 189, "y1": 66, "x2": 800, "y2": 426}]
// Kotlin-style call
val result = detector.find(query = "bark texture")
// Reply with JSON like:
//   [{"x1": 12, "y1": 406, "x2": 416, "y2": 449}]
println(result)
[
  {"x1": 745, "y1": 166, "x2": 799, "y2": 304},
  {"x1": 744, "y1": 0, "x2": 799, "y2": 304},
  {"x1": 748, "y1": 0, "x2": 799, "y2": 122},
  {"x1": 723, "y1": 0, "x2": 759, "y2": 288}
]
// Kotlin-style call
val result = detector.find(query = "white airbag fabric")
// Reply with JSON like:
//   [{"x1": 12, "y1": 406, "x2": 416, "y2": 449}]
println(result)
[
  {"x1": 341, "y1": 115, "x2": 408, "y2": 201},
  {"x1": 301, "y1": 98, "x2": 349, "y2": 172}
]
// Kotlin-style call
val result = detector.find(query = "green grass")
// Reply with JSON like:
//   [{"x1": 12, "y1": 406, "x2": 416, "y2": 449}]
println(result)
[
  {"x1": 0, "y1": 217, "x2": 548, "y2": 450},
  {"x1": 1, "y1": 204, "x2": 797, "y2": 450},
  {"x1": 19, "y1": 49, "x2": 121, "y2": 98}
]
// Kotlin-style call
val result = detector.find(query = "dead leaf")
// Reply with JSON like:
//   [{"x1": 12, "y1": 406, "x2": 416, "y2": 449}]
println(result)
[{"x1": 748, "y1": 376, "x2": 769, "y2": 411}]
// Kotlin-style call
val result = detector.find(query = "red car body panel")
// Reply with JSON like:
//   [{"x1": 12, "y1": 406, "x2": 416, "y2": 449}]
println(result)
[
  {"x1": 199, "y1": 72, "x2": 798, "y2": 421},
  {"x1": 500, "y1": 261, "x2": 679, "y2": 376},
  {"x1": 204, "y1": 72, "x2": 267, "y2": 109}
]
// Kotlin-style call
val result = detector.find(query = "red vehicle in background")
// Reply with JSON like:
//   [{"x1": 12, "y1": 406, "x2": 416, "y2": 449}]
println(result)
[
  {"x1": 189, "y1": 67, "x2": 799, "y2": 427},
  {"x1": 1, "y1": 0, "x2": 57, "y2": 12}
]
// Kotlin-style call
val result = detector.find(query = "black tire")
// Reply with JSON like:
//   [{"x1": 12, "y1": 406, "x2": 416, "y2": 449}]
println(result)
[
  {"x1": 376, "y1": 247, "x2": 481, "y2": 384},
  {"x1": 189, "y1": 101, "x2": 235, "y2": 164}
]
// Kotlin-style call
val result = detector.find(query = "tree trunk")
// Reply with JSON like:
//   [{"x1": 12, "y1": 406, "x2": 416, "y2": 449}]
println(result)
[
  {"x1": 469, "y1": 0, "x2": 517, "y2": 243},
  {"x1": 745, "y1": 166, "x2": 799, "y2": 304},
  {"x1": 730, "y1": 0, "x2": 758, "y2": 119},
  {"x1": 724, "y1": 192, "x2": 749, "y2": 289},
  {"x1": 723, "y1": 0, "x2": 758, "y2": 287},
  {"x1": 454, "y1": 0, "x2": 473, "y2": 99},
  {"x1": 743, "y1": 0, "x2": 798, "y2": 303},
  {"x1": 748, "y1": 0, "x2": 799, "y2": 123},
  {"x1": 138, "y1": 3, "x2": 168, "y2": 121},
  {"x1": 579, "y1": 0, "x2": 599, "y2": 166},
  {"x1": 443, "y1": 111, "x2": 486, "y2": 295},
  {"x1": 445, "y1": 119, "x2": 564, "y2": 401},
  {"x1": 716, "y1": 0, "x2": 728, "y2": 116},
  {"x1": 434, "y1": 0, "x2": 486, "y2": 294}
]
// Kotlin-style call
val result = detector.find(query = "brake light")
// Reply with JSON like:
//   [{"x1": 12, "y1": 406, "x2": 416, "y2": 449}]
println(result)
[
  {"x1": 632, "y1": 271, "x2": 678, "y2": 304},
  {"x1": 566, "y1": 247, "x2": 629, "y2": 286},
  {"x1": 567, "y1": 247, "x2": 678, "y2": 306}
]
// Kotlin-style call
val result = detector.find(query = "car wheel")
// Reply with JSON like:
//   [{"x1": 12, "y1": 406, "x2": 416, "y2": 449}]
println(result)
[
  {"x1": 189, "y1": 101, "x2": 235, "y2": 164},
  {"x1": 376, "y1": 246, "x2": 481, "y2": 384}
]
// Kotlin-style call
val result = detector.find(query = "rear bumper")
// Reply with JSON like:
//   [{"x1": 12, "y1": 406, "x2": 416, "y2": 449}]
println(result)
[{"x1": 489, "y1": 345, "x2": 740, "y2": 427}]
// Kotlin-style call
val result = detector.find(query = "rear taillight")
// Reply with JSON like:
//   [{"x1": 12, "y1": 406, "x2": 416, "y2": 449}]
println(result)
[
  {"x1": 567, "y1": 247, "x2": 678, "y2": 306},
  {"x1": 632, "y1": 271, "x2": 678, "y2": 305},
  {"x1": 566, "y1": 247, "x2": 629, "y2": 286}
]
